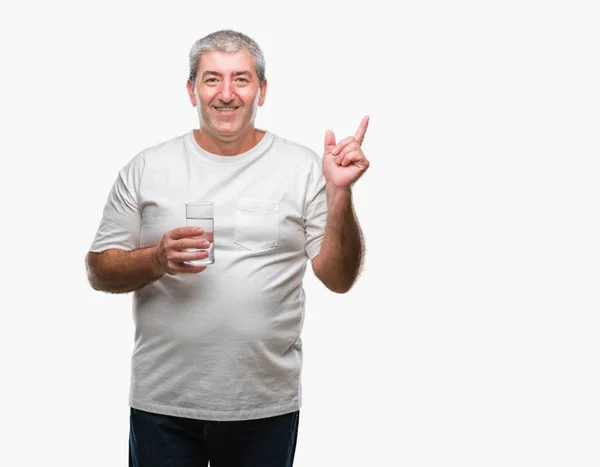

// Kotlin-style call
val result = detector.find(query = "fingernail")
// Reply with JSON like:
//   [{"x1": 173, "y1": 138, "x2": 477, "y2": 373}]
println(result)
[
  {"x1": 197, "y1": 228, "x2": 203, "y2": 235},
  {"x1": 203, "y1": 241, "x2": 210, "y2": 248},
  {"x1": 331, "y1": 148, "x2": 338, "y2": 155}
]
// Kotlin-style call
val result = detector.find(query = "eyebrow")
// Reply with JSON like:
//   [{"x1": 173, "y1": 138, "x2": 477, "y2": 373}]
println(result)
[{"x1": 201, "y1": 71, "x2": 252, "y2": 79}]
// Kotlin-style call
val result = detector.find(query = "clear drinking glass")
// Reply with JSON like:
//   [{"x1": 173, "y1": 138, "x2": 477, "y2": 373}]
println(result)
[{"x1": 185, "y1": 201, "x2": 214, "y2": 265}]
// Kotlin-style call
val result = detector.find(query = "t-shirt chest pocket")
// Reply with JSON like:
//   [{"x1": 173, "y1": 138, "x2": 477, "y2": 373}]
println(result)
[{"x1": 234, "y1": 198, "x2": 280, "y2": 251}]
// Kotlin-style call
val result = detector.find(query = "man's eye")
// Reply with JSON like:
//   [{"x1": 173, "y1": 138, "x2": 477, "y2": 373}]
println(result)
[
  {"x1": 235, "y1": 78, "x2": 249, "y2": 84},
  {"x1": 205, "y1": 78, "x2": 218, "y2": 84}
]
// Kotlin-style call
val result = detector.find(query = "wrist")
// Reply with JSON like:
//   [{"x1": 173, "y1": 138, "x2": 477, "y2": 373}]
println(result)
[
  {"x1": 326, "y1": 183, "x2": 352, "y2": 205},
  {"x1": 148, "y1": 246, "x2": 165, "y2": 278}
]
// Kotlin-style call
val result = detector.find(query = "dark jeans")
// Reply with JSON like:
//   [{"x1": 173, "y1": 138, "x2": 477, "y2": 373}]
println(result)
[{"x1": 129, "y1": 407, "x2": 300, "y2": 467}]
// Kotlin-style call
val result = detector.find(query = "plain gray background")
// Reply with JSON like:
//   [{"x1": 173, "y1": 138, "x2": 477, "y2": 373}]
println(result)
[{"x1": 1, "y1": 0, "x2": 599, "y2": 465}]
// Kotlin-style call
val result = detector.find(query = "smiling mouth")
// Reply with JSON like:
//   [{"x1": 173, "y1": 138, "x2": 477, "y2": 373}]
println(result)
[{"x1": 213, "y1": 107, "x2": 240, "y2": 112}]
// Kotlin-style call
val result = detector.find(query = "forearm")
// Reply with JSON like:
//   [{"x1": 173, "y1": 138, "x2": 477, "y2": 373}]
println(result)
[
  {"x1": 316, "y1": 185, "x2": 365, "y2": 293},
  {"x1": 86, "y1": 246, "x2": 165, "y2": 294}
]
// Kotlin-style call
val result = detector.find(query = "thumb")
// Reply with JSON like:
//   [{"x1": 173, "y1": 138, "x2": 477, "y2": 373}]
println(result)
[{"x1": 324, "y1": 130, "x2": 336, "y2": 153}]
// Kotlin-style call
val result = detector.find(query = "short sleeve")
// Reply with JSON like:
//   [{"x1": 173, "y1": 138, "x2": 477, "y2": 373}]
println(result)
[
  {"x1": 304, "y1": 153, "x2": 327, "y2": 259},
  {"x1": 89, "y1": 156, "x2": 144, "y2": 252}
]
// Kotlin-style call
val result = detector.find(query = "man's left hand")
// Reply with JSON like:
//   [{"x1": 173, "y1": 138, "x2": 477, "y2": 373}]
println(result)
[{"x1": 322, "y1": 115, "x2": 370, "y2": 190}]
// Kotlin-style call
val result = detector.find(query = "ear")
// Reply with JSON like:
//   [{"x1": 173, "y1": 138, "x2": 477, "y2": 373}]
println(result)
[
  {"x1": 258, "y1": 79, "x2": 268, "y2": 107},
  {"x1": 186, "y1": 79, "x2": 197, "y2": 106}
]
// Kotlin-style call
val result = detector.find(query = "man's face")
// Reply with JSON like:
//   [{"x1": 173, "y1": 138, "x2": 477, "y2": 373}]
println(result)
[{"x1": 188, "y1": 50, "x2": 267, "y2": 139}]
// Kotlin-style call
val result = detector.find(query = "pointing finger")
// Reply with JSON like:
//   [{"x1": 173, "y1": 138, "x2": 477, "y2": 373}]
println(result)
[{"x1": 354, "y1": 115, "x2": 370, "y2": 145}]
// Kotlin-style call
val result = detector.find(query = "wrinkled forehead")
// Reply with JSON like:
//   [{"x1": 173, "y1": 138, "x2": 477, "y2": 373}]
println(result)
[{"x1": 197, "y1": 50, "x2": 257, "y2": 77}]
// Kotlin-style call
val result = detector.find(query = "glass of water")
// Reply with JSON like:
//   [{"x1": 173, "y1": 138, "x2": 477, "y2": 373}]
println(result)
[{"x1": 185, "y1": 201, "x2": 214, "y2": 265}]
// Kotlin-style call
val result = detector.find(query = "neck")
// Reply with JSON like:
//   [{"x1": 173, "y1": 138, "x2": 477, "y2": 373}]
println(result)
[{"x1": 194, "y1": 126, "x2": 264, "y2": 156}]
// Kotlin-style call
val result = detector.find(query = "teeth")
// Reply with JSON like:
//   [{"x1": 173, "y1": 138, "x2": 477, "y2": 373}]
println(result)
[{"x1": 215, "y1": 107, "x2": 237, "y2": 111}]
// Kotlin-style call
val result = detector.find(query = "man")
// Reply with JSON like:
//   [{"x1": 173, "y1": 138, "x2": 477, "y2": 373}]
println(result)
[{"x1": 86, "y1": 29, "x2": 370, "y2": 467}]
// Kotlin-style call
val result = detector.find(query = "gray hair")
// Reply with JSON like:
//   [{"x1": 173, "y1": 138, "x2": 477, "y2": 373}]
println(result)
[{"x1": 189, "y1": 30, "x2": 266, "y2": 87}]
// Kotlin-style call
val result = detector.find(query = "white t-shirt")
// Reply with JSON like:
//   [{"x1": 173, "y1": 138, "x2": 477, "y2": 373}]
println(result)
[{"x1": 90, "y1": 130, "x2": 327, "y2": 421}]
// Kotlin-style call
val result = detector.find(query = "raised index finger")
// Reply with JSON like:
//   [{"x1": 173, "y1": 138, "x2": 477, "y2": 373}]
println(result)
[
  {"x1": 354, "y1": 115, "x2": 370, "y2": 145},
  {"x1": 170, "y1": 226, "x2": 204, "y2": 239}
]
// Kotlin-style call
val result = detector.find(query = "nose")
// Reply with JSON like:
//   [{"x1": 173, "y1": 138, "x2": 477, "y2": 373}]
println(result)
[{"x1": 217, "y1": 79, "x2": 235, "y2": 104}]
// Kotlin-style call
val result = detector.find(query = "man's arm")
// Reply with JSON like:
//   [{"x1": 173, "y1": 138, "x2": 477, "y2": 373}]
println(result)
[
  {"x1": 86, "y1": 226, "x2": 210, "y2": 294},
  {"x1": 312, "y1": 186, "x2": 364, "y2": 293},
  {"x1": 311, "y1": 115, "x2": 371, "y2": 294},
  {"x1": 86, "y1": 247, "x2": 164, "y2": 294}
]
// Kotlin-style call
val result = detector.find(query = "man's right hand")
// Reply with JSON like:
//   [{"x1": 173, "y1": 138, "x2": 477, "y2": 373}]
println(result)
[{"x1": 153, "y1": 226, "x2": 211, "y2": 276}]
